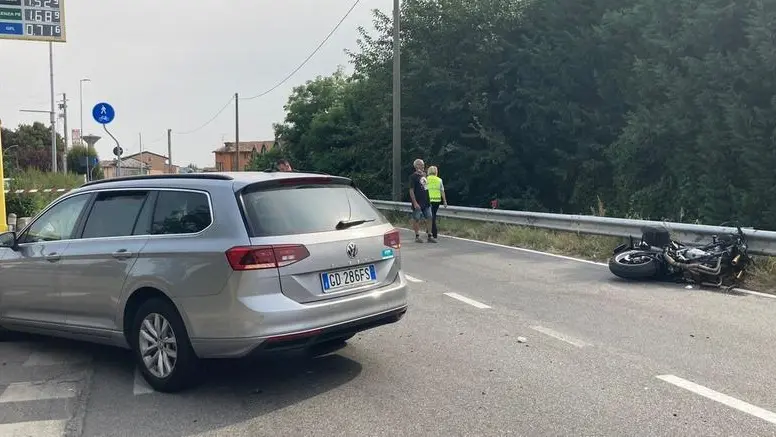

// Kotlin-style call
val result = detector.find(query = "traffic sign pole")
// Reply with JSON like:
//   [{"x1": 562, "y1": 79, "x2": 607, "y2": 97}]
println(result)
[
  {"x1": 0, "y1": 119, "x2": 7, "y2": 232},
  {"x1": 49, "y1": 41, "x2": 57, "y2": 173},
  {"x1": 92, "y1": 102, "x2": 121, "y2": 177}
]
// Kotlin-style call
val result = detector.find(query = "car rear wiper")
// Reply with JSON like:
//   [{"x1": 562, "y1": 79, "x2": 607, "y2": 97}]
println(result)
[{"x1": 335, "y1": 219, "x2": 375, "y2": 230}]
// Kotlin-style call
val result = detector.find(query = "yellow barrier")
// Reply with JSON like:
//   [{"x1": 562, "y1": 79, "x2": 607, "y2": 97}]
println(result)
[{"x1": 0, "y1": 119, "x2": 6, "y2": 232}]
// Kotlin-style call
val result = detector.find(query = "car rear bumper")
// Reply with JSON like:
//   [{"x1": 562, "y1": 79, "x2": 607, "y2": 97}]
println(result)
[{"x1": 181, "y1": 273, "x2": 409, "y2": 358}]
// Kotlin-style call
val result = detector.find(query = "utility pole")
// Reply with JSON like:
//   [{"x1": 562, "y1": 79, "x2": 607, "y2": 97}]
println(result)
[
  {"x1": 58, "y1": 93, "x2": 69, "y2": 173},
  {"x1": 167, "y1": 129, "x2": 172, "y2": 173},
  {"x1": 235, "y1": 92, "x2": 240, "y2": 171},
  {"x1": 392, "y1": 0, "x2": 402, "y2": 201},
  {"x1": 49, "y1": 42, "x2": 57, "y2": 173}
]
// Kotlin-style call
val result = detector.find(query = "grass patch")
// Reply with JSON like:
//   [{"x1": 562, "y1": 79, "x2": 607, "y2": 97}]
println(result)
[{"x1": 385, "y1": 211, "x2": 776, "y2": 295}]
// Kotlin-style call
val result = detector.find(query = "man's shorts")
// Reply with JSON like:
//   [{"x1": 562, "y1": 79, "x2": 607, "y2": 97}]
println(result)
[{"x1": 412, "y1": 205, "x2": 432, "y2": 221}]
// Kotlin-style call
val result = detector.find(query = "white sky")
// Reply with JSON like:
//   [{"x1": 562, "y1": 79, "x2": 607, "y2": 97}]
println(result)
[{"x1": 0, "y1": 0, "x2": 390, "y2": 168}]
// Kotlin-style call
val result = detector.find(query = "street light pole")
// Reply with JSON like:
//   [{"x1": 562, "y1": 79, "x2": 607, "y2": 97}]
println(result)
[{"x1": 392, "y1": 0, "x2": 402, "y2": 201}]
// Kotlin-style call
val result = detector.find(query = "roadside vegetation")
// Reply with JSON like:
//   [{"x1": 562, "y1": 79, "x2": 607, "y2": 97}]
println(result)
[
  {"x1": 384, "y1": 211, "x2": 776, "y2": 295},
  {"x1": 4, "y1": 169, "x2": 84, "y2": 218}
]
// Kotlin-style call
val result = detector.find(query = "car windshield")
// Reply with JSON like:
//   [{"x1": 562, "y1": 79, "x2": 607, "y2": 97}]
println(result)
[{"x1": 241, "y1": 183, "x2": 386, "y2": 237}]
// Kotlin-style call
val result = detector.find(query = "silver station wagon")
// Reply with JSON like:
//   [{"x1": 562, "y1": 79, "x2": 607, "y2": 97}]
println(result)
[{"x1": 0, "y1": 172, "x2": 409, "y2": 392}]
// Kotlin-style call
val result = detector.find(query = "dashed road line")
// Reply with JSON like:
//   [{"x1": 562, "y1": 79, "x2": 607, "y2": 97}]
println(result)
[
  {"x1": 657, "y1": 374, "x2": 776, "y2": 425},
  {"x1": 0, "y1": 419, "x2": 68, "y2": 436},
  {"x1": 443, "y1": 292, "x2": 491, "y2": 309},
  {"x1": 530, "y1": 325, "x2": 590, "y2": 348},
  {"x1": 133, "y1": 368, "x2": 155, "y2": 396},
  {"x1": 405, "y1": 274, "x2": 423, "y2": 283},
  {"x1": 0, "y1": 381, "x2": 78, "y2": 403}
]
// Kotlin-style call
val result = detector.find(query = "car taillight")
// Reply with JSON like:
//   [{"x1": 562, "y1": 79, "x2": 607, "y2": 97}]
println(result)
[
  {"x1": 225, "y1": 245, "x2": 310, "y2": 271},
  {"x1": 384, "y1": 229, "x2": 401, "y2": 249}
]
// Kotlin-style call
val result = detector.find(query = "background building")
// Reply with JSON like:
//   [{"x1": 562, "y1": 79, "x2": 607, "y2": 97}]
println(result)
[{"x1": 213, "y1": 140, "x2": 278, "y2": 171}]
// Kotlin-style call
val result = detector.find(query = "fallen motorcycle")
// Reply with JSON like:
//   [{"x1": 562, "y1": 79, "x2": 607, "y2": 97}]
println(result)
[{"x1": 608, "y1": 225, "x2": 752, "y2": 288}]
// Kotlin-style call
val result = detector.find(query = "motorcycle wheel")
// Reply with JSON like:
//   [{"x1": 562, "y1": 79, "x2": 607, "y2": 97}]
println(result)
[{"x1": 608, "y1": 250, "x2": 660, "y2": 280}]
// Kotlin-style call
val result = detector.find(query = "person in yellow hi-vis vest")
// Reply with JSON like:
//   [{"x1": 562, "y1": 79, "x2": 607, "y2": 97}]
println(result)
[{"x1": 426, "y1": 166, "x2": 448, "y2": 240}]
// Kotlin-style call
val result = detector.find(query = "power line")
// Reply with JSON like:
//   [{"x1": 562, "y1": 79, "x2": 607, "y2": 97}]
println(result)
[
  {"x1": 165, "y1": 0, "x2": 360, "y2": 138},
  {"x1": 241, "y1": 0, "x2": 361, "y2": 101},
  {"x1": 172, "y1": 95, "x2": 235, "y2": 135},
  {"x1": 142, "y1": 131, "x2": 167, "y2": 147}
]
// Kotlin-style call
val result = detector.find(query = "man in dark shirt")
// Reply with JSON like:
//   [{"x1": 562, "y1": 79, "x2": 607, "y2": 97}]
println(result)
[{"x1": 408, "y1": 158, "x2": 435, "y2": 243}]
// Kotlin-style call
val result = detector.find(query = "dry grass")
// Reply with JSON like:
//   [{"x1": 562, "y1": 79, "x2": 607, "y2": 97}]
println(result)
[{"x1": 385, "y1": 211, "x2": 776, "y2": 295}]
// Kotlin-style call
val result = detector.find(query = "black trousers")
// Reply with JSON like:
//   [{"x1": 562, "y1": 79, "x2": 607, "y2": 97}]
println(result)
[{"x1": 431, "y1": 202, "x2": 441, "y2": 238}]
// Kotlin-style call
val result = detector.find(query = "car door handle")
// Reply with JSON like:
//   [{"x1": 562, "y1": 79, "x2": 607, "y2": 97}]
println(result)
[
  {"x1": 112, "y1": 249, "x2": 134, "y2": 260},
  {"x1": 45, "y1": 252, "x2": 61, "y2": 262}
]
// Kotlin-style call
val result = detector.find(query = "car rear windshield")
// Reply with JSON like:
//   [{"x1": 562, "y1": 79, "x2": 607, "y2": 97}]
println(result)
[{"x1": 240, "y1": 183, "x2": 387, "y2": 237}]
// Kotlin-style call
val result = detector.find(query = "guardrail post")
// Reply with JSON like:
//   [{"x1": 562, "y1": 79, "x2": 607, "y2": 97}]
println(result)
[{"x1": 7, "y1": 213, "x2": 16, "y2": 232}]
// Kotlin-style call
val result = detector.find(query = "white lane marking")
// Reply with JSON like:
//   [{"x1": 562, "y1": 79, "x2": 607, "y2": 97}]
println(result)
[
  {"x1": 731, "y1": 288, "x2": 776, "y2": 299},
  {"x1": 397, "y1": 227, "x2": 607, "y2": 266},
  {"x1": 133, "y1": 368, "x2": 155, "y2": 395},
  {"x1": 530, "y1": 325, "x2": 590, "y2": 348},
  {"x1": 657, "y1": 374, "x2": 776, "y2": 425},
  {"x1": 0, "y1": 419, "x2": 68, "y2": 436},
  {"x1": 399, "y1": 227, "x2": 776, "y2": 299},
  {"x1": 0, "y1": 381, "x2": 78, "y2": 403},
  {"x1": 23, "y1": 349, "x2": 92, "y2": 367},
  {"x1": 405, "y1": 274, "x2": 423, "y2": 283},
  {"x1": 444, "y1": 292, "x2": 491, "y2": 309}
]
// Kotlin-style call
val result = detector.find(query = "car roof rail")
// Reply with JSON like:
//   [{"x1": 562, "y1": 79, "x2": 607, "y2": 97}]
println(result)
[{"x1": 81, "y1": 173, "x2": 235, "y2": 187}]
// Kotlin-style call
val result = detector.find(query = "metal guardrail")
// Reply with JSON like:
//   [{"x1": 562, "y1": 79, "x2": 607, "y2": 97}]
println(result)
[{"x1": 370, "y1": 200, "x2": 776, "y2": 257}]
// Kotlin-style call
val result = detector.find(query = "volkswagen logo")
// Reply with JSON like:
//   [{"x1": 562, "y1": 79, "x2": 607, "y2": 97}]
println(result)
[{"x1": 346, "y1": 242, "x2": 358, "y2": 259}]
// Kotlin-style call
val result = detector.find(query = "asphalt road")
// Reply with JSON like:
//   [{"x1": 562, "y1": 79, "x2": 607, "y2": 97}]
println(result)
[{"x1": 3, "y1": 228, "x2": 776, "y2": 436}]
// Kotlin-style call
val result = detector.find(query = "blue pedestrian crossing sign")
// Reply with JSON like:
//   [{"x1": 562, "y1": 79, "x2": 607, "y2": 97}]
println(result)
[{"x1": 92, "y1": 102, "x2": 115, "y2": 125}]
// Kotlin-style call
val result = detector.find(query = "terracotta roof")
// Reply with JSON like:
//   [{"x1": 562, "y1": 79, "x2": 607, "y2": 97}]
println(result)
[
  {"x1": 124, "y1": 151, "x2": 168, "y2": 160},
  {"x1": 101, "y1": 158, "x2": 146, "y2": 168},
  {"x1": 213, "y1": 140, "x2": 277, "y2": 153}
]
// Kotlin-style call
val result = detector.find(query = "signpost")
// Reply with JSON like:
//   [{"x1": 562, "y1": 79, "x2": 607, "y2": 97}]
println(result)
[
  {"x1": 92, "y1": 102, "x2": 121, "y2": 176},
  {"x1": 0, "y1": 0, "x2": 66, "y2": 43},
  {"x1": 92, "y1": 102, "x2": 115, "y2": 125},
  {"x1": 0, "y1": 0, "x2": 67, "y2": 174},
  {"x1": 0, "y1": 119, "x2": 6, "y2": 232}
]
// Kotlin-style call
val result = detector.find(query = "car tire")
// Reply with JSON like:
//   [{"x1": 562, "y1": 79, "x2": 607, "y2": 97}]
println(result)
[{"x1": 130, "y1": 298, "x2": 200, "y2": 393}]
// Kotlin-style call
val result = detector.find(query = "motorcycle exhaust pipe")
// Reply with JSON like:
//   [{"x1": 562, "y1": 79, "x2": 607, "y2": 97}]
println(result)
[
  {"x1": 664, "y1": 252, "x2": 723, "y2": 275},
  {"x1": 732, "y1": 254, "x2": 741, "y2": 266}
]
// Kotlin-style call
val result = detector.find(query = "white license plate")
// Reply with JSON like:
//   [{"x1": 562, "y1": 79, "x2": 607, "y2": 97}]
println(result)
[{"x1": 321, "y1": 265, "x2": 377, "y2": 292}]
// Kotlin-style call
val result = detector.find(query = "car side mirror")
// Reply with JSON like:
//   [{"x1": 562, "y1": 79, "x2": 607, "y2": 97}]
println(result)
[{"x1": 0, "y1": 231, "x2": 17, "y2": 249}]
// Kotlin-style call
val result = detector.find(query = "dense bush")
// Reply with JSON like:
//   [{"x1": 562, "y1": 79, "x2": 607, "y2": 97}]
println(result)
[{"x1": 4, "y1": 169, "x2": 84, "y2": 218}]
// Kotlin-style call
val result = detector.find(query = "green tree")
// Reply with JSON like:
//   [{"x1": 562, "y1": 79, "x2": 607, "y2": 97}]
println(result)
[
  {"x1": 270, "y1": 0, "x2": 776, "y2": 229},
  {"x1": 66, "y1": 145, "x2": 104, "y2": 180},
  {"x1": 1, "y1": 122, "x2": 65, "y2": 172}
]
